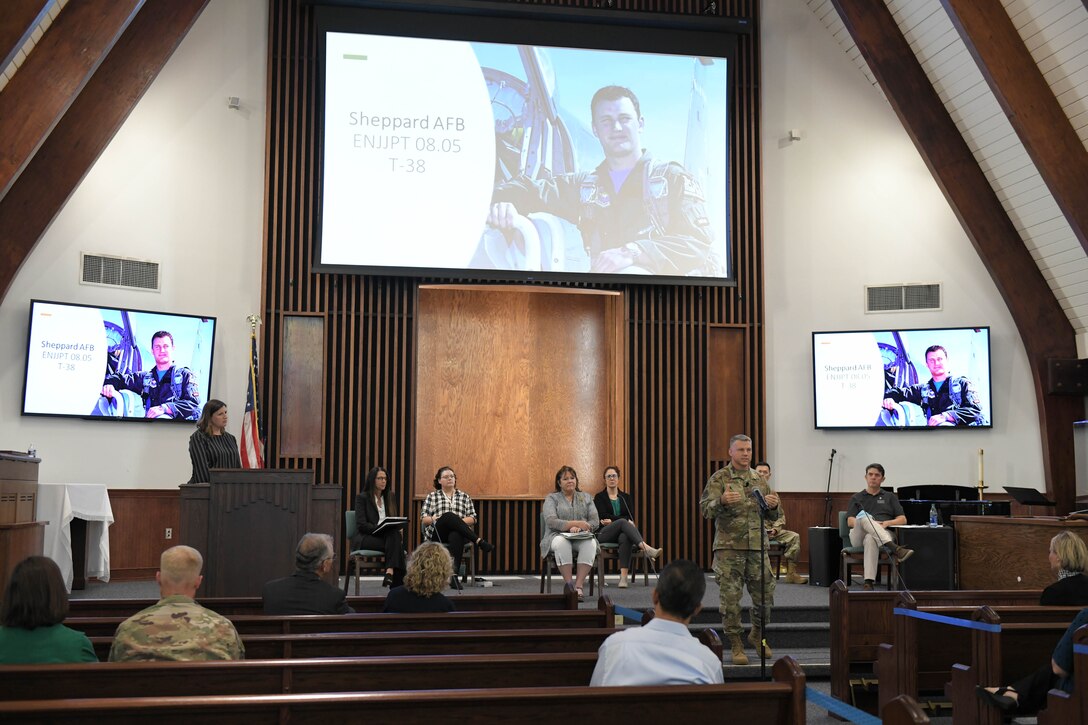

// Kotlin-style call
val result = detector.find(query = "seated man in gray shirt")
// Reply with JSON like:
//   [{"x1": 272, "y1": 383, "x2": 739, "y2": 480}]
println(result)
[{"x1": 846, "y1": 464, "x2": 914, "y2": 590}]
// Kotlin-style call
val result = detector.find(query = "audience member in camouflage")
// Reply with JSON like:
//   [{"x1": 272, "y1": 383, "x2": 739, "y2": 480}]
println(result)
[
  {"x1": 699, "y1": 434, "x2": 779, "y2": 665},
  {"x1": 755, "y1": 462, "x2": 807, "y2": 585},
  {"x1": 108, "y1": 545, "x2": 243, "y2": 662}
]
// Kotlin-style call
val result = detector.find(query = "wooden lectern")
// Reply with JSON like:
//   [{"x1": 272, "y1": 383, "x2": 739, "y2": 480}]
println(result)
[
  {"x1": 179, "y1": 469, "x2": 341, "y2": 597},
  {"x1": 0, "y1": 451, "x2": 45, "y2": 599}
]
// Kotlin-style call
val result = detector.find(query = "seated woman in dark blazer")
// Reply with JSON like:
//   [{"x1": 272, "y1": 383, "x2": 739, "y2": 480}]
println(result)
[
  {"x1": 1041, "y1": 530, "x2": 1088, "y2": 605},
  {"x1": 353, "y1": 466, "x2": 407, "y2": 588},
  {"x1": 383, "y1": 542, "x2": 455, "y2": 613},
  {"x1": 593, "y1": 466, "x2": 661, "y2": 588}
]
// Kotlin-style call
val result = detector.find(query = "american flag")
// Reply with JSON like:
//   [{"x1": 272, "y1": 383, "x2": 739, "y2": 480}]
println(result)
[{"x1": 240, "y1": 329, "x2": 265, "y2": 468}]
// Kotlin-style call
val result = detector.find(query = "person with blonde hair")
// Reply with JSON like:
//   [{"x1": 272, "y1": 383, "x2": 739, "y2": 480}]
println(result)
[
  {"x1": 1041, "y1": 530, "x2": 1088, "y2": 605},
  {"x1": 109, "y1": 545, "x2": 244, "y2": 661},
  {"x1": 383, "y1": 542, "x2": 455, "y2": 613}
]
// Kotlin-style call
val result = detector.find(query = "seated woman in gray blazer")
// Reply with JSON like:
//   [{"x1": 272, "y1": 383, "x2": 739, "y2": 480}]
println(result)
[{"x1": 541, "y1": 465, "x2": 599, "y2": 601}]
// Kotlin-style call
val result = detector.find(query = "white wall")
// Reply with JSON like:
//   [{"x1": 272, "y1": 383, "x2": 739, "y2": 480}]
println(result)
[
  {"x1": 0, "y1": 0, "x2": 1047, "y2": 494},
  {"x1": 0, "y1": 0, "x2": 267, "y2": 489},
  {"x1": 760, "y1": 0, "x2": 1043, "y2": 493}
]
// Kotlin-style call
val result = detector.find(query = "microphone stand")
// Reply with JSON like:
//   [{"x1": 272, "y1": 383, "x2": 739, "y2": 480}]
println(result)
[
  {"x1": 756, "y1": 493, "x2": 769, "y2": 680},
  {"x1": 822, "y1": 450, "x2": 836, "y2": 528}
]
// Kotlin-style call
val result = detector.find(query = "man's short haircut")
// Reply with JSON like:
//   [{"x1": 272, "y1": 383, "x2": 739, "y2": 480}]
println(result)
[
  {"x1": 590, "y1": 85, "x2": 641, "y2": 120},
  {"x1": 295, "y1": 533, "x2": 334, "y2": 573},
  {"x1": 0, "y1": 556, "x2": 69, "y2": 629},
  {"x1": 151, "y1": 330, "x2": 175, "y2": 347},
  {"x1": 925, "y1": 344, "x2": 947, "y2": 359},
  {"x1": 655, "y1": 559, "x2": 706, "y2": 620},
  {"x1": 755, "y1": 461, "x2": 771, "y2": 471},
  {"x1": 1051, "y1": 530, "x2": 1088, "y2": 573},
  {"x1": 159, "y1": 545, "x2": 203, "y2": 587},
  {"x1": 866, "y1": 463, "x2": 886, "y2": 477},
  {"x1": 728, "y1": 434, "x2": 752, "y2": 448}
]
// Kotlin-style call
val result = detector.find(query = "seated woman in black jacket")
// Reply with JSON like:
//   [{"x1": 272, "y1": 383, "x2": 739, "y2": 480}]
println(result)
[
  {"x1": 593, "y1": 466, "x2": 661, "y2": 588},
  {"x1": 353, "y1": 466, "x2": 407, "y2": 588},
  {"x1": 1041, "y1": 530, "x2": 1088, "y2": 605}
]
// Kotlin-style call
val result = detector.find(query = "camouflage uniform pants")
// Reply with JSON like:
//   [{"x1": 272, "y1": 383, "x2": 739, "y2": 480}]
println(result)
[
  {"x1": 712, "y1": 548, "x2": 776, "y2": 638},
  {"x1": 772, "y1": 529, "x2": 801, "y2": 561}
]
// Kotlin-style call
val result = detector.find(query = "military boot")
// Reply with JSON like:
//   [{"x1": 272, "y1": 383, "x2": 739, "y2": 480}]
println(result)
[
  {"x1": 748, "y1": 628, "x2": 772, "y2": 658},
  {"x1": 784, "y1": 562, "x2": 808, "y2": 585},
  {"x1": 729, "y1": 635, "x2": 749, "y2": 665}
]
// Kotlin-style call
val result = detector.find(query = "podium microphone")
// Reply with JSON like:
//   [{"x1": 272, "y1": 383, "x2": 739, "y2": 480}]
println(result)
[{"x1": 830, "y1": 448, "x2": 837, "y2": 461}]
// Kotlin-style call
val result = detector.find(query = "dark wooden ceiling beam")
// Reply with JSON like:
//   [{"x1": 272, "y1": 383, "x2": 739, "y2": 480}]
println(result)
[
  {"x1": 830, "y1": 0, "x2": 1083, "y2": 512},
  {"x1": 0, "y1": 0, "x2": 209, "y2": 303},
  {"x1": 942, "y1": 0, "x2": 1088, "y2": 255},
  {"x1": 0, "y1": 0, "x2": 144, "y2": 200},
  {"x1": 0, "y1": 0, "x2": 53, "y2": 72}
]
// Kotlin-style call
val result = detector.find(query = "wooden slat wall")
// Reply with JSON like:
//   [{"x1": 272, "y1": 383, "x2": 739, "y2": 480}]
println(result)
[{"x1": 262, "y1": 0, "x2": 763, "y2": 574}]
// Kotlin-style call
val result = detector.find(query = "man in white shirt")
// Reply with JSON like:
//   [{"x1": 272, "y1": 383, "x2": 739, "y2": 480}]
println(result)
[{"x1": 590, "y1": 559, "x2": 724, "y2": 686}]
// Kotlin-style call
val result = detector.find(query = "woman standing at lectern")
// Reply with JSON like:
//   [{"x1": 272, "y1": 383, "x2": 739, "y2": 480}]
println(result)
[{"x1": 187, "y1": 399, "x2": 241, "y2": 483}]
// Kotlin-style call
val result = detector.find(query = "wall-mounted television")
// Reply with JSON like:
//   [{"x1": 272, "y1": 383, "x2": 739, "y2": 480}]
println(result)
[
  {"x1": 812, "y1": 326, "x2": 992, "y2": 430},
  {"x1": 22, "y1": 300, "x2": 217, "y2": 422},
  {"x1": 314, "y1": 2, "x2": 743, "y2": 286}
]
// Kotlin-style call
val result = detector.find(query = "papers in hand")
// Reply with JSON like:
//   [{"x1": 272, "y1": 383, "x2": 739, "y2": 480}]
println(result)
[
  {"x1": 854, "y1": 510, "x2": 870, "y2": 520},
  {"x1": 372, "y1": 517, "x2": 408, "y2": 535},
  {"x1": 559, "y1": 530, "x2": 594, "y2": 540}
]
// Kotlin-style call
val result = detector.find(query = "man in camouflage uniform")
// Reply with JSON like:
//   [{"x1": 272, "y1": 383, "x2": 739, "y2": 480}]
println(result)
[
  {"x1": 109, "y1": 545, "x2": 243, "y2": 662},
  {"x1": 755, "y1": 461, "x2": 807, "y2": 585},
  {"x1": 699, "y1": 434, "x2": 779, "y2": 665}
]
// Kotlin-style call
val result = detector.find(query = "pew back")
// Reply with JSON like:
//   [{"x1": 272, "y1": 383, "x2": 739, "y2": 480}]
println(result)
[
  {"x1": 0, "y1": 653, "x2": 600, "y2": 700},
  {"x1": 0, "y1": 657, "x2": 805, "y2": 725},
  {"x1": 90, "y1": 626, "x2": 616, "y2": 661},
  {"x1": 67, "y1": 607, "x2": 613, "y2": 638},
  {"x1": 829, "y1": 580, "x2": 1043, "y2": 707},
  {"x1": 67, "y1": 591, "x2": 579, "y2": 617}
]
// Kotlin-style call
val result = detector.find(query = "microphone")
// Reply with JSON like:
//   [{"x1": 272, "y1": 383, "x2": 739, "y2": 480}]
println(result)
[
  {"x1": 751, "y1": 488, "x2": 769, "y2": 512},
  {"x1": 830, "y1": 448, "x2": 837, "y2": 459}
]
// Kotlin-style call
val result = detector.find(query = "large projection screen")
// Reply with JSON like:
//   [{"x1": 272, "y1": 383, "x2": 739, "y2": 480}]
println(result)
[{"x1": 316, "y1": 4, "x2": 739, "y2": 287}]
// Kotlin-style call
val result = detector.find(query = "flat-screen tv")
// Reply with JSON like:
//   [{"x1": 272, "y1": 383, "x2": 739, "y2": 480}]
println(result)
[
  {"x1": 22, "y1": 300, "x2": 217, "y2": 421},
  {"x1": 812, "y1": 326, "x2": 992, "y2": 430},
  {"x1": 314, "y1": 2, "x2": 741, "y2": 286}
]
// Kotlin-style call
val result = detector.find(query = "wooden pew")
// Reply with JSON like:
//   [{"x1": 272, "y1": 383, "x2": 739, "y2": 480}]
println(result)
[
  {"x1": 829, "y1": 580, "x2": 1043, "y2": 710},
  {"x1": 876, "y1": 595, "x2": 1084, "y2": 713},
  {"x1": 0, "y1": 653, "x2": 601, "y2": 700},
  {"x1": 66, "y1": 600, "x2": 614, "y2": 638},
  {"x1": 944, "y1": 606, "x2": 1069, "y2": 725},
  {"x1": 1039, "y1": 624, "x2": 1088, "y2": 725},
  {"x1": 89, "y1": 626, "x2": 618, "y2": 661},
  {"x1": 67, "y1": 589, "x2": 580, "y2": 617},
  {"x1": 0, "y1": 656, "x2": 804, "y2": 725}
]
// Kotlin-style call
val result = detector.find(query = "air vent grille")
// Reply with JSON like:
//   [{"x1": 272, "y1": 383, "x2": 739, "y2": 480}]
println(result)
[
  {"x1": 81, "y1": 253, "x2": 160, "y2": 292},
  {"x1": 865, "y1": 283, "x2": 941, "y2": 313}
]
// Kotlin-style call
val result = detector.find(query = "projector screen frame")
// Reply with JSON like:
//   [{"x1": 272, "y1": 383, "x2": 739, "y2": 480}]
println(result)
[{"x1": 313, "y1": 0, "x2": 745, "y2": 287}]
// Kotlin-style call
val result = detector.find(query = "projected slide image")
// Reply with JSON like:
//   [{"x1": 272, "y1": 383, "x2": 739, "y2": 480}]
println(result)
[
  {"x1": 813, "y1": 327, "x2": 992, "y2": 429},
  {"x1": 321, "y1": 32, "x2": 730, "y2": 281}
]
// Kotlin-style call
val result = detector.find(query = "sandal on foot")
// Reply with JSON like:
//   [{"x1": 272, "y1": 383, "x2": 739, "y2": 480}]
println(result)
[
  {"x1": 975, "y1": 685, "x2": 1016, "y2": 711},
  {"x1": 575, "y1": 588, "x2": 584, "y2": 602}
]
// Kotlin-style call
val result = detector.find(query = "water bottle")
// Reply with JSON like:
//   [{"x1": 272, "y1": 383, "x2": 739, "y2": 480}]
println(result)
[{"x1": 928, "y1": 504, "x2": 939, "y2": 527}]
